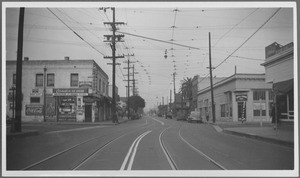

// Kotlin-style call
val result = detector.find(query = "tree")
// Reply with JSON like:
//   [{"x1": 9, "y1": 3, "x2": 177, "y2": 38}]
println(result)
[
  {"x1": 128, "y1": 95, "x2": 145, "y2": 112},
  {"x1": 180, "y1": 77, "x2": 193, "y2": 101}
]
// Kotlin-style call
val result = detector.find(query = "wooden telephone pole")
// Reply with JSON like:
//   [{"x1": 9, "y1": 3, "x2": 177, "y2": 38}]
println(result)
[
  {"x1": 13, "y1": 7, "x2": 25, "y2": 132},
  {"x1": 103, "y1": 7, "x2": 124, "y2": 123},
  {"x1": 208, "y1": 32, "x2": 216, "y2": 123}
]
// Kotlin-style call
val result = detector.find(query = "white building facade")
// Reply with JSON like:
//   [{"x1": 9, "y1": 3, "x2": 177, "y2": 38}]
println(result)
[
  {"x1": 261, "y1": 42, "x2": 294, "y2": 122},
  {"x1": 197, "y1": 73, "x2": 273, "y2": 122},
  {"x1": 6, "y1": 58, "x2": 110, "y2": 122}
]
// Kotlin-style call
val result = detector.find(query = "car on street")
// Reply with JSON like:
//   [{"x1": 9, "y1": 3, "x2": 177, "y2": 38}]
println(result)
[
  {"x1": 187, "y1": 111, "x2": 202, "y2": 123},
  {"x1": 165, "y1": 112, "x2": 172, "y2": 119}
]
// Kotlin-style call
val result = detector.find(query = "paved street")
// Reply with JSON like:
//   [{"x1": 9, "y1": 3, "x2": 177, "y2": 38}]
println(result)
[{"x1": 6, "y1": 116, "x2": 294, "y2": 171}]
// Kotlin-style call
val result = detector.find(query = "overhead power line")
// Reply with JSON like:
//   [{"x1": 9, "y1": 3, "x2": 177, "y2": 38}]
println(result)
[
  {"x1": 214, "y1": 8, "x2": 281, "y2": 70},
  {"x1": 116, "y1": 30, "x2": 201, "y2": 50},
  {"x1": 47, "y1": 8, "x2": 105, "y2": 56}
]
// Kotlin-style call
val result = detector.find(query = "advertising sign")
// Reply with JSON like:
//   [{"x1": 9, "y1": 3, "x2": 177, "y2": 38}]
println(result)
[
  {"x1": 53, "y1": 88, "x2": 88, "y2": 96},
  {"x1": 58, "y1": 96, "x2": 76, "y2": 121},
  {"x1": 46, "y1": 96, "x2": 56, "y2": 116},
  {"x1": 25, "y1": 105, "x2": 43, "y2": 116}
]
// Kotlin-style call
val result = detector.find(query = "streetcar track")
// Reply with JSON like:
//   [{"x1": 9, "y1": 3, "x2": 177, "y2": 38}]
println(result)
[
  {"x1": 179, "y1": 124, "x2": 226, "y2": 170},
  {"x1": 159, "y1": 125, "x2": 178, "y2": 170},
  {"x1": 22, "y1": 118, "x2": 154, "y2": 170}
]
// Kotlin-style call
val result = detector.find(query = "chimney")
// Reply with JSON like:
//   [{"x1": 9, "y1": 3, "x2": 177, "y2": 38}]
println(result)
[
  {"x1": 24, "y1": 57, "x2": 29, "y2": 61},
  {"x1": 65, "y1": 56, "x2": 70, "y2": 60}
]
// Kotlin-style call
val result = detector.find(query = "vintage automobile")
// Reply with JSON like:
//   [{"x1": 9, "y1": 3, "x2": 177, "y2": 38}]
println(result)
[{"x1": 187, "y1": 111, "x2": 202, "y2": 123}]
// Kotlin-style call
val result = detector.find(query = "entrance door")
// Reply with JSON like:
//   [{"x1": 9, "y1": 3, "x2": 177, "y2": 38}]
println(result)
[
  {"x1": 238, "y1": 101, "x2": 246, "y2": 121},
  {"x1": 85, "y1": 104, "x2": 92, "y2": 122}
]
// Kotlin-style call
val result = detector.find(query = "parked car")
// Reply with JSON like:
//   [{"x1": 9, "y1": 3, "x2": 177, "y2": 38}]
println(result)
[
  {"x1": 187, "y1": 111, "x2": 202, "y2": 123},
  {"x1": 165, "y1": 112, "x2": 172, "y2": 119}
]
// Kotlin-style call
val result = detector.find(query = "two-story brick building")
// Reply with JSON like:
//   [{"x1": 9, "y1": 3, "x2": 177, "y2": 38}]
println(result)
[{"x1": 6, "y1": 57, "x2": 111, "y2": 122}]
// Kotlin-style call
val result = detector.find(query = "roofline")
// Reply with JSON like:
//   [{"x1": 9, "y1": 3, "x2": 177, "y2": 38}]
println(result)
[{"x1": 197, "y1": 73, "x2": 266, "y2": 95}]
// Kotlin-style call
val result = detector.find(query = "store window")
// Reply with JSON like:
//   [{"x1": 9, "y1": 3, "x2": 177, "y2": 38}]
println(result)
[
  {"x1": 36, "y1": 74, "x2": 43, "y2": 87},
  {"x1": 70, "y1": 73, "x2": 78, "y2": 87},
  {"x1": 253, "y1": 90, "x2": 266, "y2": 116},
  {"x1": 30, "y1": 97, "x2": 40, "y2": 103},
  {"x1": 47, "y1": 73, "x2": 55, "y2": 87}
]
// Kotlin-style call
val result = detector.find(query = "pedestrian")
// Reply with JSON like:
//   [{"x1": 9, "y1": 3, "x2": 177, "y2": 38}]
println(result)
[{"x1": 206, "y1": 109, "x2": 209, "y2": 122}]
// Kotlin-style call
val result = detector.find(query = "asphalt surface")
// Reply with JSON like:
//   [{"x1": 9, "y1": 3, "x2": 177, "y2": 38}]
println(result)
[{"x1": 5, "y1": 116, "x2": 294, "y2": 176}]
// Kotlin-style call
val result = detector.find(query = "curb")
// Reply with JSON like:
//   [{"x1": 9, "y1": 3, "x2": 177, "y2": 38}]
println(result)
[
  {"x1": 7, "y1": 130, "x2": 40, "y2": 140},
  {"x1": 222, "y1": 129, "x2": 294, "y2": 148},
  {"x1": 7, "y1": 119, "x2": 129, "y2": 140}
]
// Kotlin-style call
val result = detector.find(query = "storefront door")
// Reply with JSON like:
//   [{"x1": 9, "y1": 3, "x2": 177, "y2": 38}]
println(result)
[
  {"x1": 238, "y1": 101, "x2": 246, "y2": 121},
  {"x1": 85, "y1": 104, "x2": 92, "y2": 122}
]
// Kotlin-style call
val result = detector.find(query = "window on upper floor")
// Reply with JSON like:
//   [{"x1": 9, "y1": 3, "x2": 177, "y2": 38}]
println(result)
[
  {"x1": 70, "y1": 73, "x2": 78, "y2": 87},
  {"x1": 99, "y1": 78, "x2": 102, "y2": 92},
  {"x1": 36, "y1": 74, "x2": 43, "y2": 87},
  {"x1": 47, "y1": 73, "x2": 55, "y2": 87}
]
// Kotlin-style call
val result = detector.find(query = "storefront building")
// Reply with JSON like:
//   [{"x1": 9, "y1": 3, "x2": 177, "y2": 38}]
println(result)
[
  {"x1": 261, "y1": 42, "x2": 294, "y2": 123},
  {"x1": 6, "y1": 57, "x2": 110, "y2": 122},
  {"x1": 197, "y1": 73, "x2": 272, "y2": 122}
]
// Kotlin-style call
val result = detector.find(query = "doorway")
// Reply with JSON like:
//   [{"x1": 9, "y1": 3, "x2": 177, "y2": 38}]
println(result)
[
  {"x1": 238, "y1": 101, "x2": 246, "y2": 121},
  {"x1": 85, "y1": 104, "x2": 92, "y2": 122}
]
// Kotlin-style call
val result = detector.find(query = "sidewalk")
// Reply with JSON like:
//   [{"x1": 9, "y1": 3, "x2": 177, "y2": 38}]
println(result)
[
  {"x1": 6, "y1": 117, "x2": 130, "y2": 140},
  {"x1": 212, "y1": 121, "x2": 294, "y2": 148}
]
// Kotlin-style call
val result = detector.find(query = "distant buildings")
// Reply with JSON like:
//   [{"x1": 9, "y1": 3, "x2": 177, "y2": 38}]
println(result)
[
  {"x1": 261, "y1": 42, "x2": 294, "y2": 122},
  {"x1": 6, "y1": 57, "x2": 112, "y2": 122}
]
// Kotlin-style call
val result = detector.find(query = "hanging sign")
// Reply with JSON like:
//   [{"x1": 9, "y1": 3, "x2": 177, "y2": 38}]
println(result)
[{"x1": 236, "y1": 93, "x2": 247, "y2": 101}]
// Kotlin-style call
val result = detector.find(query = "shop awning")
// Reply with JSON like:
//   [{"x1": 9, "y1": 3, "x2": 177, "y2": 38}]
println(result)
[{"x1": 273, "y1": 79, "x2": 293, "y2": 94}]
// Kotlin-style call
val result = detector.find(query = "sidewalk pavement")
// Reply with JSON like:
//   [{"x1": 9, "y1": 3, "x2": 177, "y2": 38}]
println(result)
[
  {"x1": 212, "y1": 121, "x2": 294, "y2": 148},
  {"x1": 6, "y1": 117, "x2": 130, "y2": 140}
]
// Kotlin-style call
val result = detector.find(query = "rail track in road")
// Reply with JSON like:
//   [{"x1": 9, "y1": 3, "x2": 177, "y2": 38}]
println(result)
[
  {"x1": 22, "y1": 118, "x2": 155, "y2": 170},
  {"x1": 159, "y1": 121, "x2": 226, "y2": 170}
]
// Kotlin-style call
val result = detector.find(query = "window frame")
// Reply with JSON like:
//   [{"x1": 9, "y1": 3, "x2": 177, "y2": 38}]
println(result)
[
  {"x1": 70, "y1": 73, "x2": 79, "y2": 87},
  {"x1": 47, "y1": 73, "x2": 55, "y2": 87},
  {"x1": 36, "y1": 73, "x2": 44, "y2": 87}
]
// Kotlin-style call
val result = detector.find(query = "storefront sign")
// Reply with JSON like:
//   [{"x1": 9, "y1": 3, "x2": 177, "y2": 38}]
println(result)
[
  {"x1": 53, "y1": 88, "x2": 88, "y2": 96},
  {"x1": 236, "y1": 93, "x2": 247, "y2": 101},
  {"x1": 25, "y1": 105, "x2": 43, "y2": 116}
]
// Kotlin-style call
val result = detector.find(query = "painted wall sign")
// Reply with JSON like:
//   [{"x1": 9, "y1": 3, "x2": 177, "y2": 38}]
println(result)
[
  {"x1": 83, "y1": 96, "x2": 94, "y2": 103},
  {"x1": 46, "y1": 96, "x2": 56, "y2": 116},
  {"x1": 25, "y1": 105, "x2": 43, "y2": 116}
]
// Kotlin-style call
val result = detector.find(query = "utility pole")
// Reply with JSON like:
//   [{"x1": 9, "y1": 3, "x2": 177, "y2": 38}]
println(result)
[
  {"x1": 13, "y1": 7, "x2": 25, "y2": 132},
  {"x1": 103, "y1": 7, "x2": 125, "y2": 123},
  {"x1": 123, "y1": 54, "x2": 134, "y2": 119},
  {"x1": 208, "y1": 32, "x2": 216, "y2": 123},
  {"x1": 172, "y1": 72, "x2": 176, "y2": 101},
  {"x1": 132, "y1": 64, "x2": 139, "y2": 96}
]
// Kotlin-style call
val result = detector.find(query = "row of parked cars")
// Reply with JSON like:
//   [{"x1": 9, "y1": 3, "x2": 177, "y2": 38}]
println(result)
[{"x1": 162, "y1": 111, "x2": 205, "y2": 123}]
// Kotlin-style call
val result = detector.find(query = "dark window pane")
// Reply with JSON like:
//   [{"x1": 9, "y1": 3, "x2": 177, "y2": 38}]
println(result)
[
  {"x1": 70, "y1": 74, "x2": 78, "y2": 87},
  {"x1": 30, "y1": 97, "x2": 40, "y2": 103},
  {"x1": 36, "y1": 74, "x2": 43, "y2": 87},
  {"x1": 47, "y1": 74, "x2": 55, "y2": 87}
]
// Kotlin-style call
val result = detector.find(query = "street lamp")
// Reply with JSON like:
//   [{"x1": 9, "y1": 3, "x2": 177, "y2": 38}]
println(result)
[{"x1": 43, "y1": 66, "x2": 47, "y2": 122}]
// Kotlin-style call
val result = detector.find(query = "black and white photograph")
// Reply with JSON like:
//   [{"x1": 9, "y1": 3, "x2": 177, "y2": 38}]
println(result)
[{"x1": 2, "y1": 1, "x2": 298, "y2": 177}]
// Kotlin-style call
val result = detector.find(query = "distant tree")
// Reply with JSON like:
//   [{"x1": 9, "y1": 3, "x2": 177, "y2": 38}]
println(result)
[
  {"x1": 128, "y1": 95, "x2": 145, "y2": 112},
  {"x1": 180, "y1": 77, "x2": 193, "y2": 101}
]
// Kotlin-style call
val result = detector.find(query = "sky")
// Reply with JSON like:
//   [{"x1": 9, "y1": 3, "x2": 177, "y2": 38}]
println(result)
[{"x1": 4, "y1": 2, "x2": 295, "y2": 111}]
